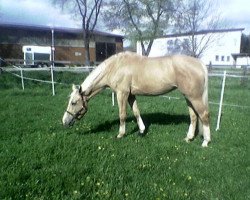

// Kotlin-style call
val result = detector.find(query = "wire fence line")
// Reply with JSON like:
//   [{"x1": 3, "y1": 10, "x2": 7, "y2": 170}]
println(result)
[
  {"x1": 2, "y1": 66, "x2": 250, "y2": 82},
  {"x1": 1, "y1": 65, "x2": 249, "y2": 131},
  {"x1": 209, "y1": 73, "x2": 250, "y2": 78},
  {"x1": 162, "y1": 95, "x2": 250, "y2": 109},
  {"x1": 1, "y1": 66, "x2": 94, "y2": 87},
  {"x1": 2, "y1": 67, "x2": 69, "y2": 85},
  {"x1": 1, "y1": 65, "x2": 250, "y2": 110}
]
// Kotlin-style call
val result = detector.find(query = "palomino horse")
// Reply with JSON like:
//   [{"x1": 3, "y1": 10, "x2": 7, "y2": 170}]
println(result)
[{"x1": 62, "y1": 52, "x2": 211, "y2": 147}]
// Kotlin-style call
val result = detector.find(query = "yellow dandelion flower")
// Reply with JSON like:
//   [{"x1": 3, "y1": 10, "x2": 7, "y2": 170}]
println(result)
[
  {"x1": 73, "y1": 190, "x2": 78, "y2": 194},
  {"x1": 96, "y1": 182, "x2": 101, "y2": 186}
]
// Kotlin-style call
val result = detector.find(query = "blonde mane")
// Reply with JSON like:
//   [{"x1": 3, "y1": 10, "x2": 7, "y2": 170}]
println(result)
[{"x1": 80, "y1": 62, "x2": 108, "y2": 94}]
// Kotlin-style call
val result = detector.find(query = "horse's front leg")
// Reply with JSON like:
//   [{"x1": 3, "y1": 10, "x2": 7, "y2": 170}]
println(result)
[{"x1": 116, "y1": 91, "x2": 129, "y2": 138}]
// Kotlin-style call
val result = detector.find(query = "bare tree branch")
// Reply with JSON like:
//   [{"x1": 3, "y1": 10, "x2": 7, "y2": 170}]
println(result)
[
  {"x1": 53, "y1": 0, "x2": 103, "y2": 65},
  {"x1": 174, "y1": 0, "x2": 223, "y2": 58}
]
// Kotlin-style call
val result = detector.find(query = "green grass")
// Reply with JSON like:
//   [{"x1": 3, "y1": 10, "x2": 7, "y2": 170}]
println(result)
[{"x1": 0, "y1": 71, "x2": 250, "y2": 199}]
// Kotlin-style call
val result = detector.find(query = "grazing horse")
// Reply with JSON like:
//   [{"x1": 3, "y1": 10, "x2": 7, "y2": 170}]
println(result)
[{"x1": 62, "y1": 52, "x2": 211, "y2": 147}]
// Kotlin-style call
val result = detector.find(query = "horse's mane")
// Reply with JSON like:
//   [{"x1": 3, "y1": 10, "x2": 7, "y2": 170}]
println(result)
[
  {"x1": 80, "y1": 61, "x2": 107, "y2": 93},
  {"x1": 80, "y1": 52, "x2": 139, "y2": 94}
]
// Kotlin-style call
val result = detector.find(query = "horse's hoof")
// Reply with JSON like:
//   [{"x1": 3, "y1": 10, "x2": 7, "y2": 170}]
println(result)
[
  {"x1": 138, "y1": 132, "x2": 146, "y2": 137},
  {"x1": 184, "y1": 137, "x2": 191, "y2": 143},
  {"x1": 201, "y1": 140, "x2": 209, "y2": 147},
  {"x1": 117, "y1": 134, "x2": 124, "y2": 139}
]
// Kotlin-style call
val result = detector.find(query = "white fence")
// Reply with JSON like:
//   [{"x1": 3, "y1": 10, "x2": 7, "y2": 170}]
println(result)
[
  {"x1": 2, "y1": 66, "x2": 95, "y2": 92},
  {"x1": 1, "y1": 65, "x2": 250, "y2": 131}
]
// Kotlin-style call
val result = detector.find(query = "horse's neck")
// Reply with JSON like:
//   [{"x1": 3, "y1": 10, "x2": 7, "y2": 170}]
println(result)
[{"x1": 81, "y1": 62, "x2": 108, "y2": 97}]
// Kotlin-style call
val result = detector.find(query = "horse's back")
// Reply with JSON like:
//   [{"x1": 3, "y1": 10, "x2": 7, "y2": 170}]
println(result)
[{"x1": 106, "y1": 52, "x2": 206, "y2": 96}]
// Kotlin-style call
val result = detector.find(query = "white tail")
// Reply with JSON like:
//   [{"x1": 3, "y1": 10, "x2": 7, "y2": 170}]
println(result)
[
  {"x1": 202, "y1": 64, "x2": 209, "y2": 109},
  {"x1": 199, "y1": 64, "x2": 209, "y2": 135}
]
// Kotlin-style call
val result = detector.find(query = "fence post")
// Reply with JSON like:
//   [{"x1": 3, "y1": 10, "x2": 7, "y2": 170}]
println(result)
[
  {"x1": 112, "y1": 92, "x2": 115, "y2": 106},
  {"x1": 20, "y1": 67, "x2": 24, "y2": 90},
  {"x1": 241, "y1": 65, "x2": 248, "y2": 86},
  {"x1": 216, "y1": 71, "x2": 227, "y2": 131},
  {"x1": 0, "y1": 60, "x2": 1, "y2": 69},
  {"x1": 208, "y1": 61, "x2": 212, "y2": 72},
  {"x1": 51, "y1": 29, "x2": 55, "y2": 96}
]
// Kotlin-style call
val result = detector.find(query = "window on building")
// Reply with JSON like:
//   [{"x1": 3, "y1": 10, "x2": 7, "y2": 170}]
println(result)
[
  {"x1": 221, "y1": 56, "x2": 224, "y2": 61},
  {"x1": 215, "y1": 55, "x2": 219, "y2": 61},
  {"x1": 75, "y1": 52, "x2": 82, "y2": 56},
  {"x1": 227, "y1": 56, "x2": 230, "y2": 62}
]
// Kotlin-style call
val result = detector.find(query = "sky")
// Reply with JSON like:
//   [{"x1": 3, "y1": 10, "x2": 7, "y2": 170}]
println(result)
[
  {"x1": 0, "y1": 0, "x2": 250, "y2": 34},
  {"x1": 219, "y1": 0, "x2": 250, "y2": 33}
]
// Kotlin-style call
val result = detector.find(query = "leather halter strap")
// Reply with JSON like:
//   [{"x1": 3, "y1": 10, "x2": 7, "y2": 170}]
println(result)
[
  {"x1": 66, "y1": 95, "x2": 87, "y2": 120},
  {"x1": 66, "y1": 110, "x2": 77, "y2": 118}
]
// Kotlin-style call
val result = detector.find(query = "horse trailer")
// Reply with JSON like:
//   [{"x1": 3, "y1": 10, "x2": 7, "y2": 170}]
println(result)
[{"x1": 22, "y1": 45, "x2": 51, "y2": 67}]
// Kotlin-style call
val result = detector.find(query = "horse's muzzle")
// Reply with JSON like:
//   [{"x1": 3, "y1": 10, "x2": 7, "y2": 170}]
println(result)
[{"x1": 62, "y1": 112, "x2": 75, "y2": 127}]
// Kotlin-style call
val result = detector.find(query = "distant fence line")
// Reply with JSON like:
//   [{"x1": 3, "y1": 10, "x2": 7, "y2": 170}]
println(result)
[
  {"x1": 1, "y1": 58, "x2": 101, "y2": 68},
  {"x1": 2, "y1": 66, "x2": 95, "y2": 73},
  {"x1": 1, "y1": 66, "x2": 94, "y2": 89},
  {"x1": 1, "y1": 65, "x2": 250, "y2": 131},
  {"x1": 2, "y1": 65, "x2": 250, "y2": 85},
  {"x1": 1, "y1": 64, "x2": 250, "y2": 87},
  {"x1": 162, "y1": 96, "x2": 250, "y2": 109}
]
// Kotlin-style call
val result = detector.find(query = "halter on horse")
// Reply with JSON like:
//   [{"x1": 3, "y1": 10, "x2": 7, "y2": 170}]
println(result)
[{"x1": 63, "y1": 85, "x2": 88, "y2": 126}]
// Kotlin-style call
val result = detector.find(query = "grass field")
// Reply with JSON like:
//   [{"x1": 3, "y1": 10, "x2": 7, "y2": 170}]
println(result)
[{"x1": 0, "y1": 71, "x2": 250, "y2": 199}]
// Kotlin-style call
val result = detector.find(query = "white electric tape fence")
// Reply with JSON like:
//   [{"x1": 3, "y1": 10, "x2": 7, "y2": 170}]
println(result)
[
  {"x1": 0, "y1": 61, "x2": 250, "y2": 109},
  {"x1": 2, "y1": 66, "x2": 69, "y2": 85},
  {"x1": 1, "y1": 65, "x2": 250, "y2": 131}
]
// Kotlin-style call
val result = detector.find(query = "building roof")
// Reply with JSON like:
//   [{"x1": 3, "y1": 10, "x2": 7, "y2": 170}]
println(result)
[
  {"x1": 0, "y1": 23, "x2": 124, "y2": 39},
  {"x1": 231, "y1": 53, "x2": 250, "y2": 59},
  {"x1": 162, "y1": 28, "x2": 245, "y2": 38}
]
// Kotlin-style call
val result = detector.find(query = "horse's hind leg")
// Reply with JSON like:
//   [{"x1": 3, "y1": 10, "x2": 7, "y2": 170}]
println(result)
[
  {"x1": 189, "y1": 98, "x2": 211, "y2": 147},
  {"x1": 185, "y1": 99, "x2": 198, "y2": 143},
  {"x1": 128, "y1": 94, "x2": 145, "y2": 134}
]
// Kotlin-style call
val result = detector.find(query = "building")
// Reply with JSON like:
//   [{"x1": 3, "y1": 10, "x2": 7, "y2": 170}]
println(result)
[
  {"x1": 0, "y1": 23, "x2": 123, "y2": 65},
  {"x1": 231, "y1": 53, "x2": 250, "y2": 67},
  {"x1": 137, "y1": 28, "x2": 244, "y2": 66}
]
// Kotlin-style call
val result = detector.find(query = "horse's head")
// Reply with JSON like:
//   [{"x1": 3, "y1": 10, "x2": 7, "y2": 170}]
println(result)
[{"x1": 62, "y1": 84, "x2": 88, "y2": 127}]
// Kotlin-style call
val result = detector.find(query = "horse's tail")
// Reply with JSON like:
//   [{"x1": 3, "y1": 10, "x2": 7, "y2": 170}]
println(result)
[
  {"x1": 202, "y1": 63, "x2": 209, "y2": 109},
  {"x1": 199, "y1": 63, "x2": 209, "y2": 134}
]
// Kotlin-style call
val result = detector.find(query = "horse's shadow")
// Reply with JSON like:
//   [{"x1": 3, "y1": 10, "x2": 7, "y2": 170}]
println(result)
[{"x1": 86, "y1": 112, "x2": 189, "y2": 136}]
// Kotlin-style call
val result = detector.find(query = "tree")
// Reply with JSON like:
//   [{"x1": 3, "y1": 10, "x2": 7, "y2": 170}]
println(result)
[
  {"x1": 53, "y1": 0, "x2": 103, "y2": 65},
  {"x1": 103, "y1": 0, "x2": 175, "y2": 56},
  {"x1": 173, "y1": 0, "x2": 222, "y2": 58}
]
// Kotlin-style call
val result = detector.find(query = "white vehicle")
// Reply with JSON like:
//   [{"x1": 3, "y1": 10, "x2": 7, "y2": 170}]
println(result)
[{"x1": 22, "y1": 45, "x2": 51, "y2": 67}]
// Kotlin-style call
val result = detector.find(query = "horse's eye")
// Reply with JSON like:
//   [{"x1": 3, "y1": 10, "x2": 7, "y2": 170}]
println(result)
[{"x1": 71, "y1": 102, "x2": 77, "y2": 106}]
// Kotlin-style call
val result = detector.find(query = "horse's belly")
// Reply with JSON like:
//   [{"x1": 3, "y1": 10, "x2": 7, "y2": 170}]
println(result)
[
  {"x1": 131, "y1": 82, "x2": 176, "y2": 95},
  {"x1": 130, "y1": 67, "x2": 176, "y2": 95}
]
